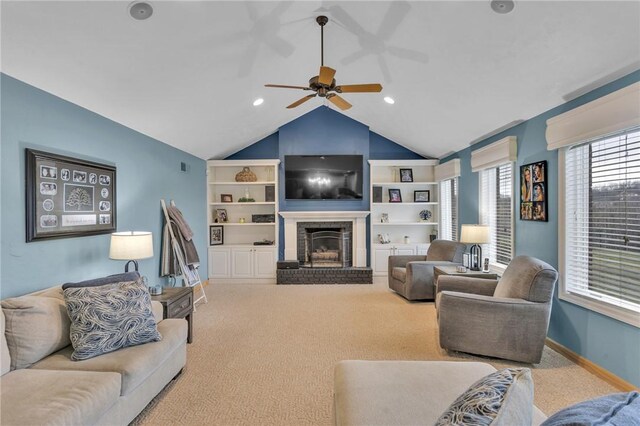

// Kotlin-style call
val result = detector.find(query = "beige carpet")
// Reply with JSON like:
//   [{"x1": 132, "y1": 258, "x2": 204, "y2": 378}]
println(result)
[{"x1": 132, "y1": 281, "x2": 618, "y2": 425}]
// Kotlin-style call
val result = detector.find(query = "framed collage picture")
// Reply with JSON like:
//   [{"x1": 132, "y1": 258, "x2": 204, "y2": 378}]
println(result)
[
  {"x1": 26, "y1": 149, "x2": 116, "y2": 241},
  {"x1": 520, "y1": 160, "x2": 547, "y2": 222}
]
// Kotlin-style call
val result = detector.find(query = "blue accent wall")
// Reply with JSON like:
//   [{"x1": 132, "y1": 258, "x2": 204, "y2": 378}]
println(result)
[
  {"x1": 443, "y1": 70, "x2": 640, "y2": 387},
  {"x1": 369, "y1": 131, "x2": 424, "y2": 160},
  {"x1": 1, "y1": 74, "x2": 207, "y2": 298},
  {"x1": 227, "y1": 106, "x2": 425, "y2": 260}
]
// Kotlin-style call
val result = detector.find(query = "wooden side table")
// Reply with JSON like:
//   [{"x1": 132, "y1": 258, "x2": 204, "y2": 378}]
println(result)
[{"x1": 151, "y1": 287, "x2": 194, "y2": 344}]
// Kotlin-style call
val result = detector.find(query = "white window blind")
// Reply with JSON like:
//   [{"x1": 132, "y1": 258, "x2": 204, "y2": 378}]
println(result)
[
  {"x1": 479, "y1": 163, "x2": 513, "y2": 267},
  {"x1": 439, "y1": 178, "x2": 458, "y2": 241},
  {"x1": 564, "y1": 128, "x2": 640, "y2": 313}
]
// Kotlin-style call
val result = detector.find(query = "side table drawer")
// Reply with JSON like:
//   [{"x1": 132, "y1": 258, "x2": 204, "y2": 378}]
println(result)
[{"x1": 167, "y1": 291, "x2": 193, "y2": 318}]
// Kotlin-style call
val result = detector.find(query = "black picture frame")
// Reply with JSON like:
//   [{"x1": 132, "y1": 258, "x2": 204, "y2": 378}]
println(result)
[
  {"x1": 221, "y1": 193, "x2": 233, "y2": 203},
  {"x1": 388, "y1": 188, "x2": 402, "y2": 203},
  {"x1": 209, "y1": 225, "x2": 224, "y2": 245},
  {"x1": 520, "y1": 160, "x2": 548, "y2": 222},
  {"x1": 399, "y1": 168, "x2": 413, "y2": 182},
  {"x1": 265, "y1": 185, "x2": 275, "y2": 202},
  {"x1": 25, "y1": 149, "x2": 116, "y2": 242},
  {"x1": 414, "y1": 190, "x2": 430, "y2": 202}
]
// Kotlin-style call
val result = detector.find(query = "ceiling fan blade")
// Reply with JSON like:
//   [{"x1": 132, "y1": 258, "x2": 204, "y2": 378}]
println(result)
[
  {"x1": 318, "y1": 66, "x2": 336, "y2": 86},
  {"x1": 265, "y1": 84, "x2": 311, "y2": 90},
  {"x1": 335, "y1": 84, "x2": 383, "y2": 93},
  {"x1": 287, "y1": 94, "x2": 317, "y2": 109},
  {"x1": 327, "y1": 94, "x2": 352, "y2": 111}
]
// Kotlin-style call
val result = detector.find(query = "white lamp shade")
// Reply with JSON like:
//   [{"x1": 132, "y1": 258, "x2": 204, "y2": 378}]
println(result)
[
  {"x1": 109, "y1": 231, "x2": 153, "y2": 260},
  {"x1": 460, "y1": 225, "x2": 490, "y2": 244}
]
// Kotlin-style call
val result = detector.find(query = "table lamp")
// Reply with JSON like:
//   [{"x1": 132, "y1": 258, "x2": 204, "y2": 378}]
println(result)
[
  {"x1": 109, "y1": 231, "x2": 153, "y2": 273},
  {"x1": 460, "y1": 225, "x2": 490, "y2": 271}
]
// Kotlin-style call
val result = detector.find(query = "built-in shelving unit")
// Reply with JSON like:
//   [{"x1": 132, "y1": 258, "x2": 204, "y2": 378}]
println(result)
[
  {"x1": 369, "y1": 159, "x2": 440, "y2": 276},
  {"x1": 206, "y1": 159, "x2": 280, "y2": 283}
]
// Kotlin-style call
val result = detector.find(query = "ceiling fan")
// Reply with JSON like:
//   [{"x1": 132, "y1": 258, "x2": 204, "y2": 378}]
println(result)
[{"x1": 265, "y1": 16, "x2": 383, "y2": 111}]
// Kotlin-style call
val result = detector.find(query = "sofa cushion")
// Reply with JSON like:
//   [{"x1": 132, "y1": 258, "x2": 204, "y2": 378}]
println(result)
[
  {"x1": 435, "y1": 368, "x2": 533, "y2": 426},
  {"x1": 541, "y1": 391, "x2": 640, "y2": 426},
  {"x1": 31, "y1": 318, "x2": 187, "y2": 396},
  {"x1": 1, "y1": 311, "x2": 10, "y2": 375},
  {"x1": 391, "y1": 267, "x2": 407, "y2": 283},
  {"x1": 63, "y1": 279, "x2": 161, "y2": 361},
  {"x1": 62, "y1": 271, "x2": 140, "y2": 290},
  {"x1": 0, "y1": 368, "x2": 121, "y2": 426},
  {"x1": 1, "y1": 295, "x2": 71, "y2": 370}
]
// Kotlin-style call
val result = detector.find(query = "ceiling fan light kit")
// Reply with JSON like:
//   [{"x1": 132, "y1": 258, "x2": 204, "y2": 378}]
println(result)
[{"x1": 265, "y1": 15, "x2": 383, "y2": 110}]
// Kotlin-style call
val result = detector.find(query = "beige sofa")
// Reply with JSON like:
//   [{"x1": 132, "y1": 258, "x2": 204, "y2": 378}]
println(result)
[
  {"x1": 334, "y1": 360, "x2": 547, "y2": 425},
  {"x1": 0, "y1": 285, "x2": 187, "y2": 426}
]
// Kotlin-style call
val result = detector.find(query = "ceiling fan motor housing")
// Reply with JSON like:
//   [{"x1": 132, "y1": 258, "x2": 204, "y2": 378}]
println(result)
[{"x1": 309, "y1": 76, "x2": 336, "y2": 96}]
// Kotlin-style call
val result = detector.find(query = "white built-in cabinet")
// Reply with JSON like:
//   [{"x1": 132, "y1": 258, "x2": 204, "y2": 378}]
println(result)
[
  {"x1": 207, "y1": 160, "x2": 280, "y2": 283},
  {"x1": 369, "y1": 160, "x2": 440, "y2": 277}
]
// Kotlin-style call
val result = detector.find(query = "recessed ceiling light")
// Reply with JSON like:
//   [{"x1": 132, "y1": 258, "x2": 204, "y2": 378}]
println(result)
[
  {"x1": 253, "y1": 98, "x2": 264, "y2": 106},
  {"x1": 384, "y1": 97, "x2": 395, "y2": 105},
  {"x1": 129, "y1": 1, "x2": 153, "y2": 20},
  {"x1": 490, "y1": 0, "x2": 515, "y2": 14}
]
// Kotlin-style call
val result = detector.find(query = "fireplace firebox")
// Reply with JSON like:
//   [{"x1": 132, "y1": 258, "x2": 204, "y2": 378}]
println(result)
[{"x1": 297, "y1": 222, "x2": 352, "y2": 268}]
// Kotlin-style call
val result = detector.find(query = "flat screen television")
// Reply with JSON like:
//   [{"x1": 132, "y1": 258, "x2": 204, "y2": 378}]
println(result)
[{"x1": 285, "y1": 155, "x2": 363, "y2": 200}]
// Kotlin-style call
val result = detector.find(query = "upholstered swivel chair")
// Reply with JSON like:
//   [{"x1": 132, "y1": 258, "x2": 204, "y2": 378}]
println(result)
[
  {"x1": 437, "y1": 255, "x2": 558, "y2": 363},
  {"x1": 388, "y1": 240, "x2": 466, "y2": 301}
]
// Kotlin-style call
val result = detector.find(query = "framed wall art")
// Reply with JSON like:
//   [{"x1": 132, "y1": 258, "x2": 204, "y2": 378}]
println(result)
[
  {"x1": 26, "y1": 149, "x2": 116, "y2": 242},
  {"x1": 520, "y1": 160, "x2": 547, "y2": 222},
  {"x1": 209, "y1": 225, "x2": 224, "y2": 245}
]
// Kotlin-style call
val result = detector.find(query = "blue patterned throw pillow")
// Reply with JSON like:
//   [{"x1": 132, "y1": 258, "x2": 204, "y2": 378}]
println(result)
[
  {"x1": 435, "y1": 368, "x2": 533, "y2": 426},
  {"x1": 63, "y1": 279, "x2": 161, "y2": 361}
]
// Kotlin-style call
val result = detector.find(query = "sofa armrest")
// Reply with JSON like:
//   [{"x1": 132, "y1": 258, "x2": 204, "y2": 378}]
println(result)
[
  {"x1": 436, "y1": 276, "x2": 499, "y2": 297},
  {"x1": 151, "y1": 301, "x2": 164, "y2": 323}
]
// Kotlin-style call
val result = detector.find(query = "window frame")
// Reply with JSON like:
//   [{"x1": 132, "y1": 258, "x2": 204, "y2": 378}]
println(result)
[
  {"x1": 439, "y1": 177, "x2": 458, "y2": 241},
  {"x1": 478, "y1": 162, "x2": 515, "y2": 273},
  {"x1": 558, "y1": 146, "x2": 640, "y2": 328}
]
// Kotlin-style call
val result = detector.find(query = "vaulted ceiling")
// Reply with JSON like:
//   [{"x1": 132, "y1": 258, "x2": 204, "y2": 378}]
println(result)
[{"x1": 2, "y1": 1, "x2": 639, "y2": 160}]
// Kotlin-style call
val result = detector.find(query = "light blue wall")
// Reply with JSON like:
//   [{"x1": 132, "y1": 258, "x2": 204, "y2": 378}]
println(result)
[
  {"x1": 443, "y1": 70, "x2": 640, "y2": 387},
  {"x1": 1, "y1": 74, "x2": 207, "y2": 298},
  {"x1": 227, "y1": 106, "x2": 425, "y2": 261}
]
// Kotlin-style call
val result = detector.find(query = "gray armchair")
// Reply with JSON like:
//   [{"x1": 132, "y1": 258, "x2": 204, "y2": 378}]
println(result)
[
  {"x1": 388, "y1": 240, "x2": 466, "y2": 301},
  {"x1": 437, "y1": 256, "x2": 558, "y2": 363}
]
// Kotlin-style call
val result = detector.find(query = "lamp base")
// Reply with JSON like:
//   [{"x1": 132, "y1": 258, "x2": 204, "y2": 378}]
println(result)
[
  {"x1": 469, "y1": 244, "x2": 482, "y2": 271},
  {"x1": 124, "y1": 260, "x2": 139, "y2": 273}
]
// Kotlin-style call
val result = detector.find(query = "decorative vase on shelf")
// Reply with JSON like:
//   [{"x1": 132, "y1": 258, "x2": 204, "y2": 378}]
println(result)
[
  {"x1": 419, "y1": 209, "x2": 432, "y2": 221},
  {"x1": 235, "y1": 167, "x2": 257, "y2": 182}
]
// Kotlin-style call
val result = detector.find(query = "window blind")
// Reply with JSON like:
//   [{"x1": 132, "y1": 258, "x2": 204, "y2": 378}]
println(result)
[
  {"x1": 480, "y1": 163, "x2": 513, "y2": 267},
  {"x1": 564, "y1": 128, "x2": 640, "y2": 310},
  {"x1": 439, "y1": 178, "x2": 458, "y2": 241}
]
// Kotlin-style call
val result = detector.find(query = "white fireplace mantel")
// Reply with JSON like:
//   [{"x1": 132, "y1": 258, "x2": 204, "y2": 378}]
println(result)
[{"x1": 279, "y1": 211, "x2": 370, "y2": 267}]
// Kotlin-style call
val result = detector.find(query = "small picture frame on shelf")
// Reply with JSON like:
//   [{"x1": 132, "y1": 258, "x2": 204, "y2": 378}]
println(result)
[
  {"x1": 215, "y1": 208, "x2": 228, "y2": 223},
  {"x1": 221, "y1": 193, "x2": 233, "y2": 203},
  {"x1": 380, "y1": 213, "x2": 389, "y2": 223},
  {"x1": 265, "y1": 185, "x2": 275, "y2": 202},
  {"x1": 209, "y1": 225, "x2": 224, "y2": 245},
  {"x1": 414, "y1": 190, "x2": 430, "y2": 202},
  {"x1": 373, "y1": 186, "x2": 383, "y2": 203},
  {"x1": 399, "y1": 168, "x2": 413, "y2": 182},
  {"x1": 388, "y1": 189, "x2": 402, "y2": 203}
]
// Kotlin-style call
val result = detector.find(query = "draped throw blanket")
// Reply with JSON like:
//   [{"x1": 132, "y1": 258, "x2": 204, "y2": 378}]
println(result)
[{"x1": 161, "y1": 206, "x2": 200, "y2": 277}]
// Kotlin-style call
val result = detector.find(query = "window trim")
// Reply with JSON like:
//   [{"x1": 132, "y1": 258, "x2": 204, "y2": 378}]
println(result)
[
  {"x1": 478, "y1": 162, "x2": 515, "y2": 273},
  {"x1": 558, "y1": 147, "x2": 640, "y2": 328},
  {"x1": 439, "y1": 177, "x2": 458, "y2": 241}
]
